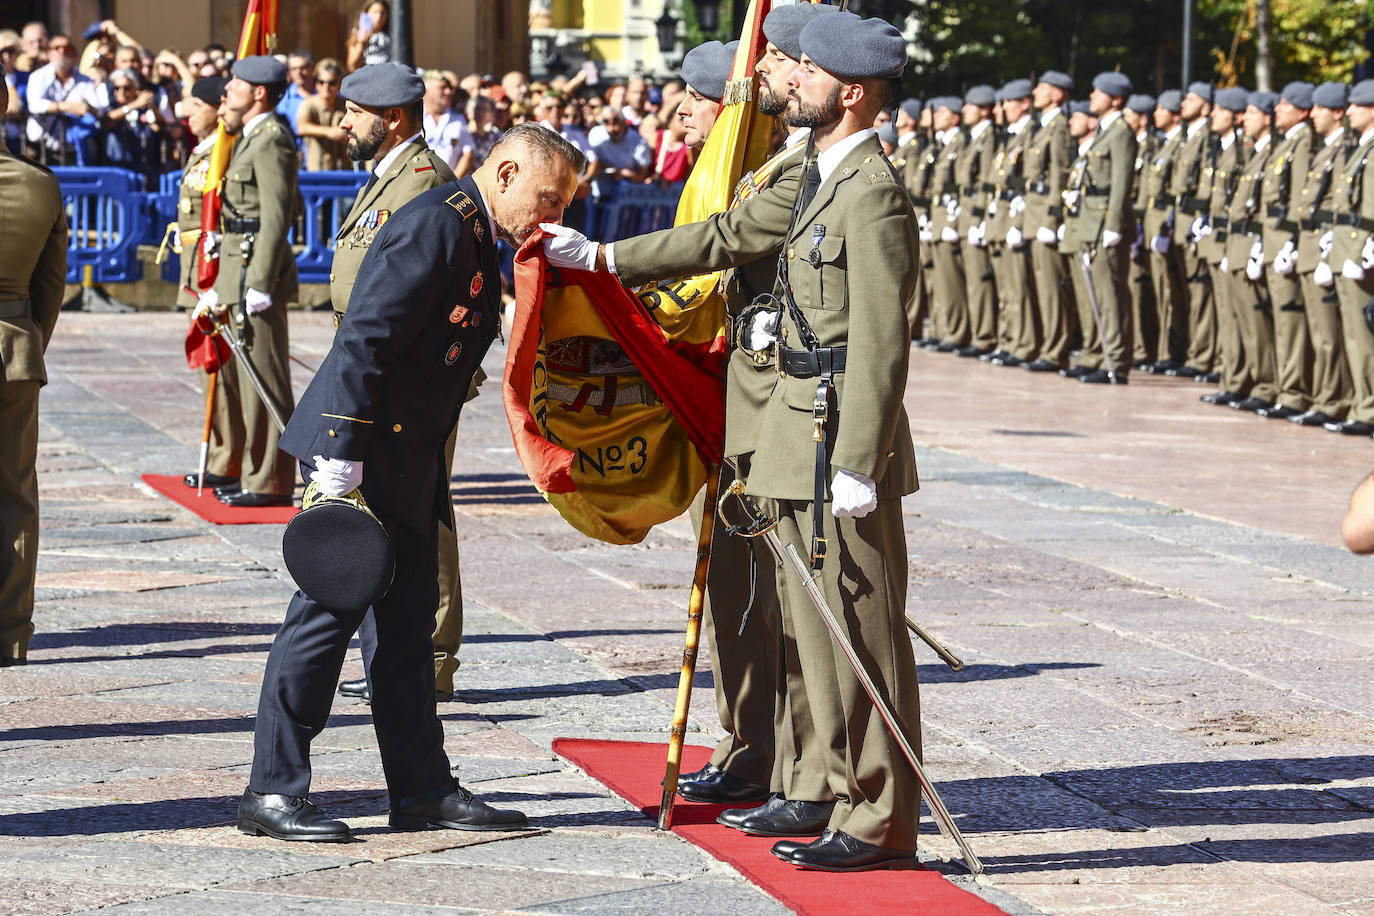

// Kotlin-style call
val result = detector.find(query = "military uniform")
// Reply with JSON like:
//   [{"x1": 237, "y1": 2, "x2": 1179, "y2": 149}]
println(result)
[
  {"x1": 1198, "y1": 121, "x2": 1245, "y2": 399},
  {"x1": 1224, "y1": 131, "x2": 1281, "y2": 407},
  {"x1": 1260, "y1": 116, "x2": 1315, "y2": 415},
  {"x1": 953, "y1": 105, "x2": 999, "y2": 353},
  {"x1": 1170, "y1": 113, "x2": 1217, "y2": 375},
  {"x1": 929, "y1": 125, "x2": 967, "y2": 347},
  {"x1": 1329, "y1": 117, "x2": 1374, "y2": 430},
  {"x1": 893, "y1": 131, "x2": 930, "y2": 337},
  {"x1": 1142, "y1": 119, "x2": 1188, "y2": 369},
  {"x1": 0, "y1": 141, "x2": 66, "y2": 665},
  {"x1": 1021, "y1": 102, "x2": 1073, "y2": 368},
  {"x1": 1129, "y1": 120, "x2": 1160, "y2": 365},
  {"x1": 214, "y1": 109, "x2": 299, "y2": 498},
  {"x1": 986, "y1": 101, "x2": 1037, "y2": 364}
]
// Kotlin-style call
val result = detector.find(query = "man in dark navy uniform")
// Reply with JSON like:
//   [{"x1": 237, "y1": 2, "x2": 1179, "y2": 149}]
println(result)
[{"x1": 239, "y1": 121, "x2": 584, "y2": 842}]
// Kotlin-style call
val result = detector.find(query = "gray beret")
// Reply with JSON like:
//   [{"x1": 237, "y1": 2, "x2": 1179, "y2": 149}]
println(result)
[
  {"x1": 231, "y1": 55, "x2": 287, "y2": 86},
  {"x1": 900, "y1": 97, "x2": 922, "y2": 119},
  {"x1": 933, "y1": 95, "x2": 961, "y2": 114},
  {"x1": 1092, "y1": 71, "x2": 1133, "y2": 98},
  {"x1": 1038, "y1": 70, "x2": 1074, "y2": 92},
  {"x1": 799, "y1": 11, "x2": 906, "y2": 80},
  {"x1": 1248, "y1": 90, "x2": 1279, "y2": 114},
  {"x1": 877, "y1": 122, "x2": 898, "y2": 146},
  {"x1": 1312, "y1": 81, "x2": 1349, "y2": 109},
  {"x1": 965, "y1": 84, "x2": 996, "y2": 107},
  {"x1": 340, "y1": 62, "x2": 425, "y2": 108},
  {"x1": 1281, "y1": 81, "x2": 1314, "y2": 109},
  {"x1": 1214, "y1": 87, "x2": 1249, "y2": 113},
  {"x1": 1157, "y1": 89, "x2": 1183, "y2": 113},
  {"x1": 681, "y1": 40, "x2": 731, "y2": 101},
  {"x1": 1067, "y1": 100, "x2": 1093, "y2": 118},
  {"x1": 999, "y1": 78, "x2": 1033, "y2": 101},
  {"x1": 1185, "y1": 81, "x2": 1214, "y2": 103},
  {"x1": 1352, "y1": 80, "x2": 1374, "y2": 107},
  {"x1": 1126, "y1": 93, "x2": 1156, "y2": 114},
  {"x1": 190, "y1": 76, "x2": 227, "y2": 107},
  {"x1": 762, "y1": 2, "x2": 836, "y2": 62}
]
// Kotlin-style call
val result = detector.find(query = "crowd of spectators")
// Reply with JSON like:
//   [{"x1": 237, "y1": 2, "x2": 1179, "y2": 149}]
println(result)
[{"x1": 1, "y1": 4, "x2": 720, "y2": 198}]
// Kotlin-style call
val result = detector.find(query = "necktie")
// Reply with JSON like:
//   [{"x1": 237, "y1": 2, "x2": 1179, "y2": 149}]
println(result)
[
  {"x1": 361, "y1": 171, "x2": 379, "y2": 198},
  {"x1": 798, "y1": 160, "x2": 822, "y2": 212}
]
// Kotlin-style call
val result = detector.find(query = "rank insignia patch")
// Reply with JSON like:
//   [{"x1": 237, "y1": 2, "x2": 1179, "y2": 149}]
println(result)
[
  {"x1": 470, "y1": 272, "x2": 483, "y2": 298},
  {"x1": 449, "y1": 304, "x2": 470, "y2": 325},
  {"x1": 445, "y1": 342, "x2": 463, "y2": 365}
]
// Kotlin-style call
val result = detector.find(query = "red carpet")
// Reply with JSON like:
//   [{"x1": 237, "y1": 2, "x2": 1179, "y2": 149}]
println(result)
[
  {"x1": 553, "y1": 738, "x2": 1003, "y2": 914},
  {"x1": 142, "y1": 474, "x2": 299, "y2": 525}
]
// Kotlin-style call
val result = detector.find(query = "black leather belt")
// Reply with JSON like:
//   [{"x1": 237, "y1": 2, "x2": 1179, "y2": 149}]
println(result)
[
  {"x1": 0, "y1": 298, "x2": 31, "y2": 319},
  {"x1": 224, "y1": 217, "x2": 261, "y2": 234},
  {"x1": 1266, "y1": 205, "x2": 1298, "y2": 233},
  {"x1": 1151, "y1": 193, "x2": 1174, "y2": 210},
  {"x1": 1047, "y1": 204, "x2": 1063, "y2": 219},
  {"x1": 1298, "y1": 217, "x2": 1323, "y2": 231},
  {"x1": 1083, "y1": 187, "x2": 1110, "y2": 197},
  {"x1": 1334, "y1": 212, "x2": 1374, "y2": 231},
  {"x1": 911, "y1": 195, "x2": 932, "y2": 208},
  {"x1": 1178, "y1": 195, "x2": 1209, "y2": 214},
  {"x1": 1024, "y1": 180, "x2": 1051, "y2": 195},
  {"x1": 1007, "y1": 176, "x2": 1027, "y2": 193},
  {"x1": 970, "y1": 206, "x2": 986, "y2": 218},
  {"x1": 779, "y1": 346, "x2": 847, "y2": 378},
  {"x1": 1212, "y1": 217, "x2": 1230, "y2": 231},
  {"x1": 1230, "y1": 218, "x2": 1262, "y2": 236},
  {"x1": 940, "y1": 182, "x2": 959, "y2": 196}
]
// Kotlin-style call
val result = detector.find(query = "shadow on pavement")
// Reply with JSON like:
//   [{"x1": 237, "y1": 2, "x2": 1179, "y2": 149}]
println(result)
[
  {"x1": 31, "y1": 621, "x2": 281, "y2": 650},
  {"x1": 917, "y1": 661, "x2": 1101, "y2": 684}
]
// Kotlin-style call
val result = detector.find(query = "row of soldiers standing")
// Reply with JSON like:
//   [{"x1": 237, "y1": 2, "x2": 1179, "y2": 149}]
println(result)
[{"x1": 892, "y1": 73, "x2": 1374, "y2": 434}]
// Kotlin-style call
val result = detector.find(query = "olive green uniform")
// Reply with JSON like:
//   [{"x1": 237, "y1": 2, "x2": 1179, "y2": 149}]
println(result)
[
  {"x1": 618, "y1": 137, "x2": 923, "y2": 849},
  {"x1": 177, "y1": 140, "x2": 245, "y2": 480},
  {"x1": 213, "y1": 113, "x2": 299, "y2": 497},
  {"x1": 929, "y1": 131, "x2": 967, "y2": 345},
  {"x1": 1021, "y1": 107, "x2": 1073, "y2": 367},
  {"x1": 1170, "y1": 119, "x2": 1217, "y2": 372},
  {"x1": 986, "y1": 116, "x2": 1037, "y2": 361},
  {"x1": 1261, "y1": 121, "x2": 1315, "y2": 413},
  {"x1": 1198, "y1": 131, "x2": 1245, "y2": 395},
  {"x1": 0, "y1": 143, "x2": 67, "y2": 664},
  {"x1": 1129, "y1": 129, "x2": 1160, "y2": 363},
  {"x1": 893, "y1": 134, "x2": 929, "y2": 337},
  {"x1": 1224, "y1": 137, "x2": 1280, "y2": 403},
  {"x1": 954, "y1": 121, "x2": 999, "y2": 351},
  {"x1": 1293, "y1": 131, "x2": 1353, "y2": 420},
  {"x1": 1330, "y1": 129, "x2": 1374, "y2": 425},
  {"x1": 1065, "y1": 111, "x2": 1137, "y2": 375},
  {"x1": 1142, "y1": 126, "x2": 1188, "y2": 366}
]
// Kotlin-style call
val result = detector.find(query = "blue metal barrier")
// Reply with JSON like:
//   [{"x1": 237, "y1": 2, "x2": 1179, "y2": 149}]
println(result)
[
  {"x1": 295, "y1": 170, "x2": 369, "y2": 283},
  {"x1": 52, "y1": 167, "x2": 151, "y2": 283},
  {"x1": 586, "y1": 181, "x2": 684, "y2": 241}
]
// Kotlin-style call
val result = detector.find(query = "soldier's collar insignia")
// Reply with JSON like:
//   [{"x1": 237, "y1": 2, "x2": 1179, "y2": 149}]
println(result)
[{"x1": 447, "y1": 190, "x2": 478, "y2": 219}]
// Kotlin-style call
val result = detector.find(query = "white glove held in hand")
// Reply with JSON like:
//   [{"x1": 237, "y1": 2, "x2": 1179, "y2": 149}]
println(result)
[
  {"x1": 1006, "y1": 226, "x2": 1024, "y2": 249},
  {"x1": 1150, "y1": 234, "x2": 1170, "y2": 254},
  {"x1": 968, "y1": 222, "x2": 987, "y2": 247},
  {"x1": 201, "y1": 230, "x2": 221, "y2": 258},
  {"x1": 1009, "y1": 195, "x2": 1026, "y2": 217},
  {"x1": 940, "y1": 225, "x2": 960, "y2": 243},
  {"x1": 919, "y1": 227, "x2": 934, "y2": 243},
  {"x1": 1246, "y1": 239, "x2": 1264, "y2": 280},
  {"x1": 1364, "y1": 236, "x2": 1374, "y2": 270},
  {"x1": 1319, "y1": 230, "x2": 1333, "y2": 258},
  {"x1": 539, "y1": 223, "x2": 600, "y2": 271},
  {"x1": 1272, "y1": 241, "x2": 1297, "y2": 276},
  {"x1": 244, "y1": 287, "x2": 273, "y2": 315},
  {"x1": 194, "y1": 288, "x2": 219, "y2": 317},
  {"x1": 1314, "y1": 260, "x2": 1334, "y2": 288},
  {"x1": 1219, "y1": 257, "x2": 1229, "y2": 273},
  {"x1": 1056, "y1": 223, "x2": 1066, "y2": 243},
  {"x1": 1344, "y1": 259, "x2": 1368, "y2": 281},
  {"x1": 1102, "y1": 229, "x2": 1123, "y2": 248},
  {"x1": 310, "y1": 456, "x2": 363, "y2": 497},
  {"x1": 1189, "y1": 216, "x2": 1211, "y2": 242},
  {"x1": 1037, "y1": 225, "x2": 1058, "y2": 245},
  {"x1": 831, "y1": 469, "x2": 878, "y2": 519},
  {"x1": 746, "y1": 311, "x2": 777, "y2": 351}
]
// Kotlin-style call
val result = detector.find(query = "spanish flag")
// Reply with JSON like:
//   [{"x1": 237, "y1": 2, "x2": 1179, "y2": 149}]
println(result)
[{"x1": 505, "y1": 1, "x2": 776, "y2": 545}]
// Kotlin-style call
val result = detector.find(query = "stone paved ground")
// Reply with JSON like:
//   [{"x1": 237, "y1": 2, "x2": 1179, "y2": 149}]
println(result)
[{"x1": 7, "y1": 311, "x2": 1374, "y2": 915}]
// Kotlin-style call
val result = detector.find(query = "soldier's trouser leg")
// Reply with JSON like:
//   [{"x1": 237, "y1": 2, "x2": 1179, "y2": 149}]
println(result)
[
  {"x1": 1031, "y1": 239, "x2": 1072, "y2": 367},
  {"x1": 1265, "y1": 270, "x2": 1312, "y2": 412},
  {"x1": 432, "y1": 419, "x2": 463, "y2": 693},
  {"x1": 0, "y1": 380, "x2": 39, "y2": 664},
  {"x1": 1231, "y1": 265, "x2": 1279, "y2": 402},
  {"x1": 1210, "y1": 261, "x2": 1245, "y2": 394},
  {"x1": 1150, "y1": 246, "x2": 1188, "y2": 363},
  {"x1": 989, "y1": 246, "x2": 1014, "y2": 353},
  {"x1": 1070, "y1": 251, "x2": 1102, "y2": 369},
  {"x1": 909, "y1": 246, "x2": 931, "y2": 339},
  {"x1": 1094, "y1": 244, "x2": 1132, "y2": 376},
  {"x1": 963, "y1": 243, "x2": 997, "y2": 351},
  {"x1": 1007, "y1": 244, "x2": 1039, "y2": 361},
  {"x1": 196, "y1": 345, "x2": 245, "y2": 479},
  {"x1": 1182, "y1": 245, "x2": 1216, "y2": 370},
  {"x1": 1130, "y1": 250, "x2": 1157, "y2": 364},
  {"x1": 235, "y1": 305, "x2": 296, "y2": 496},
  {"x1": 1336, "y1": 272, "x2": 1374, "y2": 425},
  {"x1": 1298, "y1": 271, "x2": 1352, "y2": 420},
  {"x1": 251, "y1": 513, "x2": 450, "y2": 799},
  {"x1": 772, "y1": 497, "x2": 920, "y2": 851},
  {"x1": 933, "y1": 241, "x2": 967, "y2": 345},
  {"x1": 687, "y1": 462, "x2": 780, "y2": 787}
]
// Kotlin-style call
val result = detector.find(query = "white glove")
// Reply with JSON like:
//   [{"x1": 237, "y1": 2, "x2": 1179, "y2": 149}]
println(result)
[
  {"x1": 1319, "y1": 230, "x2": 1333, "y2": 258},
  {"x1": 244, "y1": 287, "x2": 273, "y2": 315},
  {"x1": 539, "y1": 222, "x2": 600, "y2": 271},
  {"x1": 1219, "y1": 257, "x2": 1229, "y2": 273},
  {"x1": 1006, "y1": 226, "x2": 1024, "y2": 249},
  {"x1": 201, "y1": 230, "x2": 221, "y2": 258},
  {"x1": 1314, "y1": 261, "x2": 1334, "y2": 288},
  {"x1": 1344, "y1": 259, "x2": 1368, "y2": 281},
  {"x1": 1063, "y1": 189, "x2": 1080, "y2": 209},
  {"x1": 1102, "y1": 229, "x2": 1123, "y2": 248},
  {"x1": 310, "y1": 455, "x2": 363, "y2": 496},
  {"x1": 1272, "y1": 240, "x2": 1297, "y2": 276},
  {"x1": 945, "y1": 199, "x2": 960, "y2": 221},
  {"x1": 1364, "y1": 236, "x2": 1374, "y2": 269},
  {"x1": 746, "y1": 311, "x2": 777, "y2": 351},
  {"x1": 1189, "y1": 216, "x2": 1212, "y2": 242},
  {"x1": 1057, "y1": 223, "x2": 1066, "y2": 243},
  {"x1": 1150, "y1": 234, "x2": 1170, "y2": 254},
  {"x1": 968, "y1": 222, "x2": 987, "y2": 247},
  {"x1": 1009, "y1": 195, "x2": 1026, "y2": 217},
  {"x1": 831, "y1": 468, "x2": 878, "y2": 519},
  {"x1": 1037, "y1": 225, "x2": 1058, "y2": 245},
  {"x1": 940, "y1": 225, "x2": 960, "y2": 243},
  {"x1": 986, "y1": 198, "x2": 998, "y2": 217},
  {"x1": 194, "y1": 288, "x2": 219, "y2": 318},
  {"x1": 918, "y1": 226, "x2": 934, "y2": 243},
  {"x1": 1246, "y1": 255, "x2": 1264, "y2": 281}
]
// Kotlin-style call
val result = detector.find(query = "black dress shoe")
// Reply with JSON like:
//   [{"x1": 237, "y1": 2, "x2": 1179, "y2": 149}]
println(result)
[
  {"x1": 338, "y1": 678, "x2": 370, "y2": 702},
  {"x1": 735, "y1": 798, "x2": 835, "y2": 837},
  {"x1": 675, "y1": 762, "x2": 770, "y2": 804},
  {"x1": 1200, "y1": 390, "x2": 1240, "y2": 406},
  {"x1": 718, "y1": 793, "x2": 782, "y2": 829},
  {"x1": 1147, "y1": 358, "x2": 1181, "y2": 374},
  {"x1": 934, "y1": 341, "x2": 959, "y2": 353},
  {"x1": 1079, "y1": 369, "x2": 1127, "y2": 385},
  {"x1": 1256, "y1": 404, "x2": 1301, "y2": 420},
  {"x1": 775, "y1": 829, "x2": 913, "y2": 872},
  {"x1": 1231, "y1": 396, "x2": 1273, "y2": 412},
  {"x1": 1025, "y1": 358, "x2": 1062, "y2": 373},
  {"x1": 1059, "y1": 365, "x2": 1090, "y2": 379},
  {"x1": 993, "y1": 354, "x2": 1026, "y2": 368},
  {"x1": 217, "y1": 490, "x2": 293, "y2": 508},
  {"x1": 770, "y1": 836, "x2": 815, "y2": 860},
  {"x1": 213, "y1": 482, "x2": 242, "y2": 498},
  {"x1": 389, "y1": 777, "x2": 528, "y2": 831},
  {"x1": 955, "y1": 345, "x2": 988, "y2": 358},
  {"x1": 237, "y1": 789, "x2": 350, "y2": 842},
  {"x1": 1168, "y1": 365, "x2": 1202, "y2": 378},
  {"x1": 1197, "y1": 371, "x2": 1221, "y2": 384},
  {"x1": 1289, "y1": 410, "x2": 1336, "y2": 427},
  {"x1": 1131, "y1": 358, "x2": 1149, "y2": 369},
  {"x1": 1325, "y1": 419, "x2": 1374, "y2": 435},
  {"x1": 183, "y1": 471, "x2": 239, "y2": 489},
  {"x1": 977, "y1": 349, "x2": 1004, "y2": 362}
]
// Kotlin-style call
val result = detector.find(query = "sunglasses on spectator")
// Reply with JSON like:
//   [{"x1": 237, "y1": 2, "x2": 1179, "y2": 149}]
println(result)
[{"x1": 317, "y1": 79, "x2": 339, "y2": 86}]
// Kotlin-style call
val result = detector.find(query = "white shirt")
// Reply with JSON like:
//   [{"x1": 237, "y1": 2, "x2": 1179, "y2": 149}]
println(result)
[
  {"x1": 1362, "y1": 127, "x2": 1374, "y2": 147},
  {"x1": 1285, "y1": 122, "x2": 1307, "y2": 141},
  {"x1": 372, "y1": 131, "x2": 423, "y2": 179},
  {"x1": 1040, "y1": 105, "x2": 1061, "y2": 127},
  {"x1": 1098, "y1": 110, "x2": 1123, "y2": 133},
  {"x1": 1162, "y1": 124, "x2": 1183, "y2": 143},
  {"x1": 1254, "y1": 133, "x2": 1271, "y2": 153},
  {"x1": 423, "y1": 108, "x2": 475, "y2": 172},
  {"x1": 1006, "y1": 114, "x2": 1031, "y2": 136},
  {"x1": 1186, "y1": 117, "x2": 1207, "y2": 139},
  {"x1": 1325, "y1": 127, "x2": 1344, "y2": 148},
  {"x1": 898, "y1": 129, "x2": 917, "y2": 148},
  {"x1": 784, "y1": 127, "x2": 809, "y2": 149},
  {"x1": 967, "y1": 119, "x2": 992, "y2": 142},
  {"x1": 192, "y1": 134, "x2": 216, "y2": 156},
  {"x1": 816, "y1": 126, "x2": 876, "y2": 183},
  {"x1": 25, "y1": 62, "x2": 102, "y2": 145},
  {"x1": 243, "y1": 110, "x2": 273, "y2": 137},
  {"x1": 1219, "y1": 130, "x2": 1237, "y2": 151}
]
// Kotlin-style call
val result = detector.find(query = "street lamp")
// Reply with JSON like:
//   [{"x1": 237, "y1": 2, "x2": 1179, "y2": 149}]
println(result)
[
  {"x1": 695, "y1": 0, "x2": 720, "y2": 34},
  {"x1": 656, "y1": 7, "x2": 679, "y2": 63}
]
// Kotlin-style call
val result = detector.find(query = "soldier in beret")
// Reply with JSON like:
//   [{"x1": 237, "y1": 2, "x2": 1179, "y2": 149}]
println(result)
[
  {"x1": 1140, "y1": 89, "x2": 1188, "y2": 376},
  {"x1": 984, "y1": 78, "x2": 1037, "y2": 368},
  {"x1": 1170, "y1": 81, "x2": 1217, "y2": 382},
  {"x1": 0, "y1": 66, "x2": 67, "y2": 666},
  {"x1": 954, "y1": 84, "x2": 999, "y2": 357},
  {"x1": 1124, "y1": 93, "x2": 1159, "y2": 368},
  {"x1": 1021, "y1": 71, "x2": 1076, "y2": 372},
  {"x1": 1197, "y1": 87, "x2": 1251, "y2": 407},
  {"x1": 200, "y1": 55, "x2": 299, "y2": 508},
  {"x1": 677, "y1": 39, "x2": 733, "y2": 152},
  {"x1": 1329, "y1": 80, "x2": 1374, "y2": 436},
  {"x1": 239, "y1": 122, "x2": 584, "y2": 842},
  {"x1": 927, "y1": 96, "x2": 968, "y2": 351}
]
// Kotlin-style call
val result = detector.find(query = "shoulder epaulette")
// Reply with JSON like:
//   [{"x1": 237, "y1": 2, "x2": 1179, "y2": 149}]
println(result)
[{"x1": 447, "y1": 190, "x2": 477, "y2": 219}]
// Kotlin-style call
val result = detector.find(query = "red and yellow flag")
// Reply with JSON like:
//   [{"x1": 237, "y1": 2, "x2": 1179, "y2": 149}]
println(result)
[{"x1": 504, "y1": 1, "x2": 776, "y2": 545}]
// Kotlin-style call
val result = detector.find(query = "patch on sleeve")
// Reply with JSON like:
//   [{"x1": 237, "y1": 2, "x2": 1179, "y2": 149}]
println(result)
[{"x1": 446, "y1": 190, "x2": 477, "y2": 219}]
